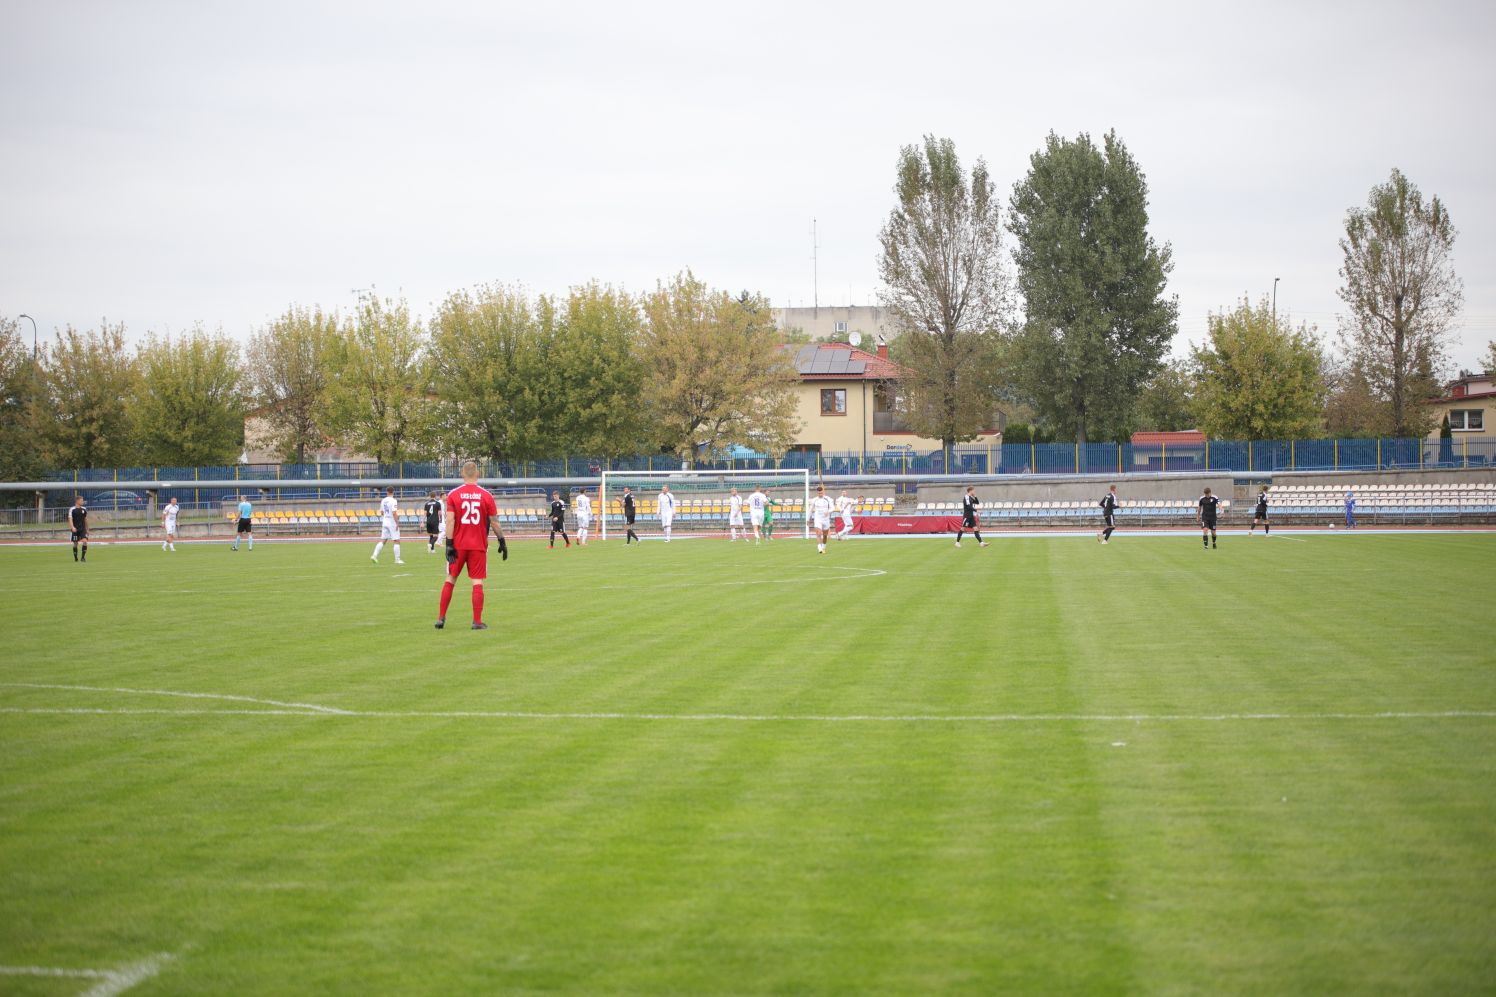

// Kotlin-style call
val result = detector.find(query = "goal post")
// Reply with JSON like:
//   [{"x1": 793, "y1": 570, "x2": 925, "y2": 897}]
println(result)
[{"x1": 600, "y1": 468, "x2": 811, "y2": 540}]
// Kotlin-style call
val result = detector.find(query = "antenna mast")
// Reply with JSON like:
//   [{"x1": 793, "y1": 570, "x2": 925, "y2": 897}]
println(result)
[{"x1": 811, "y1": 218, "x2": 819, "y2": 318}]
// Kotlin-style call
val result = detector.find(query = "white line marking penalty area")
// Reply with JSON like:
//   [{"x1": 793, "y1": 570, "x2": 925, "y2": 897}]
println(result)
[{"x1": 0, "y1": 952, "x2": 174, "y2": 997}]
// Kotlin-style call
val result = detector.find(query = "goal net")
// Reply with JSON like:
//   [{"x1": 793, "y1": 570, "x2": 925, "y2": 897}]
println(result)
[{"x1": 599, "y1": 468, "x2": 811, "y2": 540}]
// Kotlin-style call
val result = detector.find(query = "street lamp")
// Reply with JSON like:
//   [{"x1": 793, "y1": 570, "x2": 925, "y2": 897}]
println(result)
[
  {"x1": 17, "y1": 313, "x2": 38, "y2": 360},
  {"x1": 1272, "y1": 278, "x2": 1280, "y2": 330}
]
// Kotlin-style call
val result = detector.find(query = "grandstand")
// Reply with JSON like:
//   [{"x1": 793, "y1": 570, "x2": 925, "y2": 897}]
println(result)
[{"x1": 911, "y1": 480, "x2": 1496, "y2": 526}]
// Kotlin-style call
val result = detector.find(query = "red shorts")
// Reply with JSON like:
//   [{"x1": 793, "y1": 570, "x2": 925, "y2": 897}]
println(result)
[{"x1": 450, "y1": 547, "x2": 488, "y2": 581}]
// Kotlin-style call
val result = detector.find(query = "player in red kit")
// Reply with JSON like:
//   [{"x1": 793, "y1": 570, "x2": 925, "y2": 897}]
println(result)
[{"x1": 437, "y1": 460, "x2": 507, "y2": 630}]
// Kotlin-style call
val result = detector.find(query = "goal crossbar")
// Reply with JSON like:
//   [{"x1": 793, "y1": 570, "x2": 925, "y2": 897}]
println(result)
[{"x1": 599, "y1": 468, "x2": 811, "y2": 540}]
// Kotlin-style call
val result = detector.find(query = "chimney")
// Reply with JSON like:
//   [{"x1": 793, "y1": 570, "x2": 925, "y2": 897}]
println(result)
[{"x1": 876, "y1": 342, "x2": 889, "y2": 361}]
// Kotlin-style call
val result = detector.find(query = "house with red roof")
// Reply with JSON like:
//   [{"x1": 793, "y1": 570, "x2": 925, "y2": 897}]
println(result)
[
  {"x1": 787, "y1": 341, "x2": 1002, "y2": 460},
  {"x1": 1424, "y1": 370, "x2": 1494, "y2": 441}
]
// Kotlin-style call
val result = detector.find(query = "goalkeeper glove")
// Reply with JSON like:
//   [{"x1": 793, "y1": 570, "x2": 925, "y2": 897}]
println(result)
[
  {"x1": 496, "y1": 535, "x2": 508, "y2": 560},
  {"x1": 445, "y1": 539, "x2": 457, "y2": 565}
]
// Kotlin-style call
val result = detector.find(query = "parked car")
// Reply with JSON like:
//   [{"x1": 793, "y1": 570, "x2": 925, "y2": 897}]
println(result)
[{"x1": 81, "y1": 489, "x2": 149, "y2": 511}]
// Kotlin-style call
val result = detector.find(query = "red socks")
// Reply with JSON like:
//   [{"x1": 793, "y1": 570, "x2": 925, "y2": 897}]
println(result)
[
  {"x1": 439, "y1": 581, "x2": 454, "y2": 620},
  {"x1": 472, "y1": 586, "x2": 484, "y2": 624}
]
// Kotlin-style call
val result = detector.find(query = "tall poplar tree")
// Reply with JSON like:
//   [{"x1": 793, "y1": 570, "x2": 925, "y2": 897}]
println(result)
[
  {"x1": 877, "y1": 136, "x2": 1010, "y2": 447},
  {"x1": 1007, "y1": 130, "x2": 1177, "y2": 444},
  {"x1": 1338, "y1": 169, "x2": 1461, "y2": 438}
]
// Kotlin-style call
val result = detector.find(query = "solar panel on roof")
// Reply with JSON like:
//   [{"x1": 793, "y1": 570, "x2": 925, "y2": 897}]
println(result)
[{"x1": 847, "y1": 360, "x2": 866, "y2": 374}]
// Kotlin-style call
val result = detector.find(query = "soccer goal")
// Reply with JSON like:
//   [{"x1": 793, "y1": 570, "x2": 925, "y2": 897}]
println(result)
[{"x1": 599, "y1": 468, "x2": 811, "y2": 540}]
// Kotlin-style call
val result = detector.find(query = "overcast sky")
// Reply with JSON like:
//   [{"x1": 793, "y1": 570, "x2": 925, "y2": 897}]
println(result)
[{"x1": 3, "y1": 0, "x2": 1494, "y2": 370}]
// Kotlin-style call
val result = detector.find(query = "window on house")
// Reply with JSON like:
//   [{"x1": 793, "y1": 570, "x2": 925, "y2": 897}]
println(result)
[
  {"x1": 1449, "y1": 409, "x2": 1484, "y2": 431},
  {"x1": 834, "y1": 321, "x2": 848, "y2": 334},
  {"x1": 820, "y1": 388, "x2": 847, "y2": 415},
  {"x1": 873, "y1": 382, "x2": 910, "y2": 432}
]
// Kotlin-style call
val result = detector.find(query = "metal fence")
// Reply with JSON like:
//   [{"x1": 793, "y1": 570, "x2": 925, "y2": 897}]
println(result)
[{"x1": 27, "y1": 436, "x2": 1495, "y2": 487}]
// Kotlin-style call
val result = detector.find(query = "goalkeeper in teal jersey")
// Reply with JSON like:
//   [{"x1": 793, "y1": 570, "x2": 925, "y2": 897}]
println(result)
[{"x1": 762, "y1": 498, "x2": 779, "y2": 540}]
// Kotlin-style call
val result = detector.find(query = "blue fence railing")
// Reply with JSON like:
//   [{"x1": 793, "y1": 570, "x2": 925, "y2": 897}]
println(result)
[{"x1": 33, "y1": 436, "x2": 1496, "y2": 495}]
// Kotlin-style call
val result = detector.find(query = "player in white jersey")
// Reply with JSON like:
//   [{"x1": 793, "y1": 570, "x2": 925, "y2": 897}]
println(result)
[
  {"x1": 835, "y1": 491, "x2": 855, "y2": 540},
  {"x1": 371, "y1": 487, "x2": 404, "y2": 564},
  {"x1": 574, "y1": 488, "x2": 593, "y2": 546},
  {"x1": 809, "y1": 484, "x2": 836, "y2": 554},
  {"x1": 728, "y1": 488, "x2": 745, "y2": 541},
  {"x1": 161, "y1": 496, "x2": 180, "y2": 551},
  {"x1": 658, "y1": 485, "x2": 676, "y2": 541},
  {"x1": 747, "y1": 487, "x2": 767, "y2": 543}
]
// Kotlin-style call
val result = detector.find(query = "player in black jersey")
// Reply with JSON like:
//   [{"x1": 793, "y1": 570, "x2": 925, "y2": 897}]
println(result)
[
  {"x1": 1248, "y1": 485, "x2": 1270, "y2": 536},
  {"x1": 955, "y1": 486, "x2": 989, "y2": 548},
  {"x1": 548, "y1": 491, "x2": 570, "y2": 548},
  {"x1": 621, "y1": 486, "x2": 639, "y2": 544},
  {"x1": 1098, "y1": 484, "x2": 1119, "y2": 543},
  {"x1": 68, "y1": 495, "x2": 89, "y2": 562},
  {"x1": 1197, "y1": 487, "x2": 1221, "y2": 549},
  {"x1": 423, "y1": 490, "x2": 444, "y2": 552}
]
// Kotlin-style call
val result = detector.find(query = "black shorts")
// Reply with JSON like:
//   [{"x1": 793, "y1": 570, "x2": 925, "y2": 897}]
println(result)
[
  {"x1": 1201, "y1": 517, "x2": 1217, "y2": 530},
  {"x1": 70, "y1": 529, "x2": 87, "y2": 542},
  {"x1": 1102, "y1": 513, "x2": 1115, "y2": 527},
  {"x1": 550, "y1": 517, "x2": 564, "y2": 530},
  {"x1": 1255, "y1": 507, "x2": 1268, "y2": 519},
  {"x1": 961, "y1": 515, "x2": 977, "y2": 529},
  {"x1": 237, "y1": 518, "x2": 252, "y2": 533},
  {"x1": 624, "y1": 512, "x2": 635, "y2": 525},
  {"x1": 426, "y1": 519, "x2": 441, "y2": 534}
]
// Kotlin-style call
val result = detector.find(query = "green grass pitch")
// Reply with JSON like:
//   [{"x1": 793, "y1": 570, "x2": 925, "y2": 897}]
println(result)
[{"x1": 2, "y1": 532, "x2": 1494, "y2": 994}]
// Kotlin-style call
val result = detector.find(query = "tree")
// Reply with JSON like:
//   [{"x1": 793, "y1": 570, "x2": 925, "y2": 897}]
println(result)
[
  {"x1": 552, "y1": 283, "x2": 653, "y2": 458},
  {"x1": 0, "y1": 316, "x2": 41, "y2": 484},
  {"x1": 1323, "y1": 359, "x2": 1388, "y2": 438},
  {"x1": 1484, "y1": 340, "x2": 1496, "y2": 374},
  {"x1": 640, "y1": 272, "x2": 800, "y2": 459},
  {"x1": 1190, "y1": 297, "x2": 1325, "y2": 440},
  {"x1": 246, "y1": 306, "x2": 338, "y2": 463},
  {"x1": 429, "y1": 284, "x2": 558, "y2": 463},
  {"x1": 1337, "y1": 168, "x2": 1462, "y2": 437},
  {"x1": 1134, "y1": 359, "x2": 1196, "y2": 432},
  {"x1": 324, "y1": 295, "x2": 435, "y2": 464},
  {"x1": 131, "y1": 327, "x2": 247, "y2": 465},
  {"x1": 1438, "y1": 412, "x2": 1454, "y2": 464},
  {"x1": 34, "y1": 322, "x2": 139, "y2": 469},
  {"x1": 877, "y1": 136, "x2": 1011, "y2": 447},
  {"x1": 1007, "y1": 130, "x2": 1178, "y2": 444}
]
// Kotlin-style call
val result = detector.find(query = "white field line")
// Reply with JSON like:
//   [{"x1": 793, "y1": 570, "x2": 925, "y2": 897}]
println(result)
[
  {"x1": 3, "y1": 706, "x2": 1494, "y2": 724},
  {"x1": 5, "y1": 684, "x2": 1494, "y2": 723},
  {"x1": 81, "y1": 953, "x2": 174, "y2": 997},
  {"x1": 0, "y1": 952, "x2": 173, "y2": 996},
  {"x1": 0, "y1": 965, "x2": 111, "y2": 978},
  {"x1": 0, "y1": 683, "x2": 353, "y2": 715}
]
